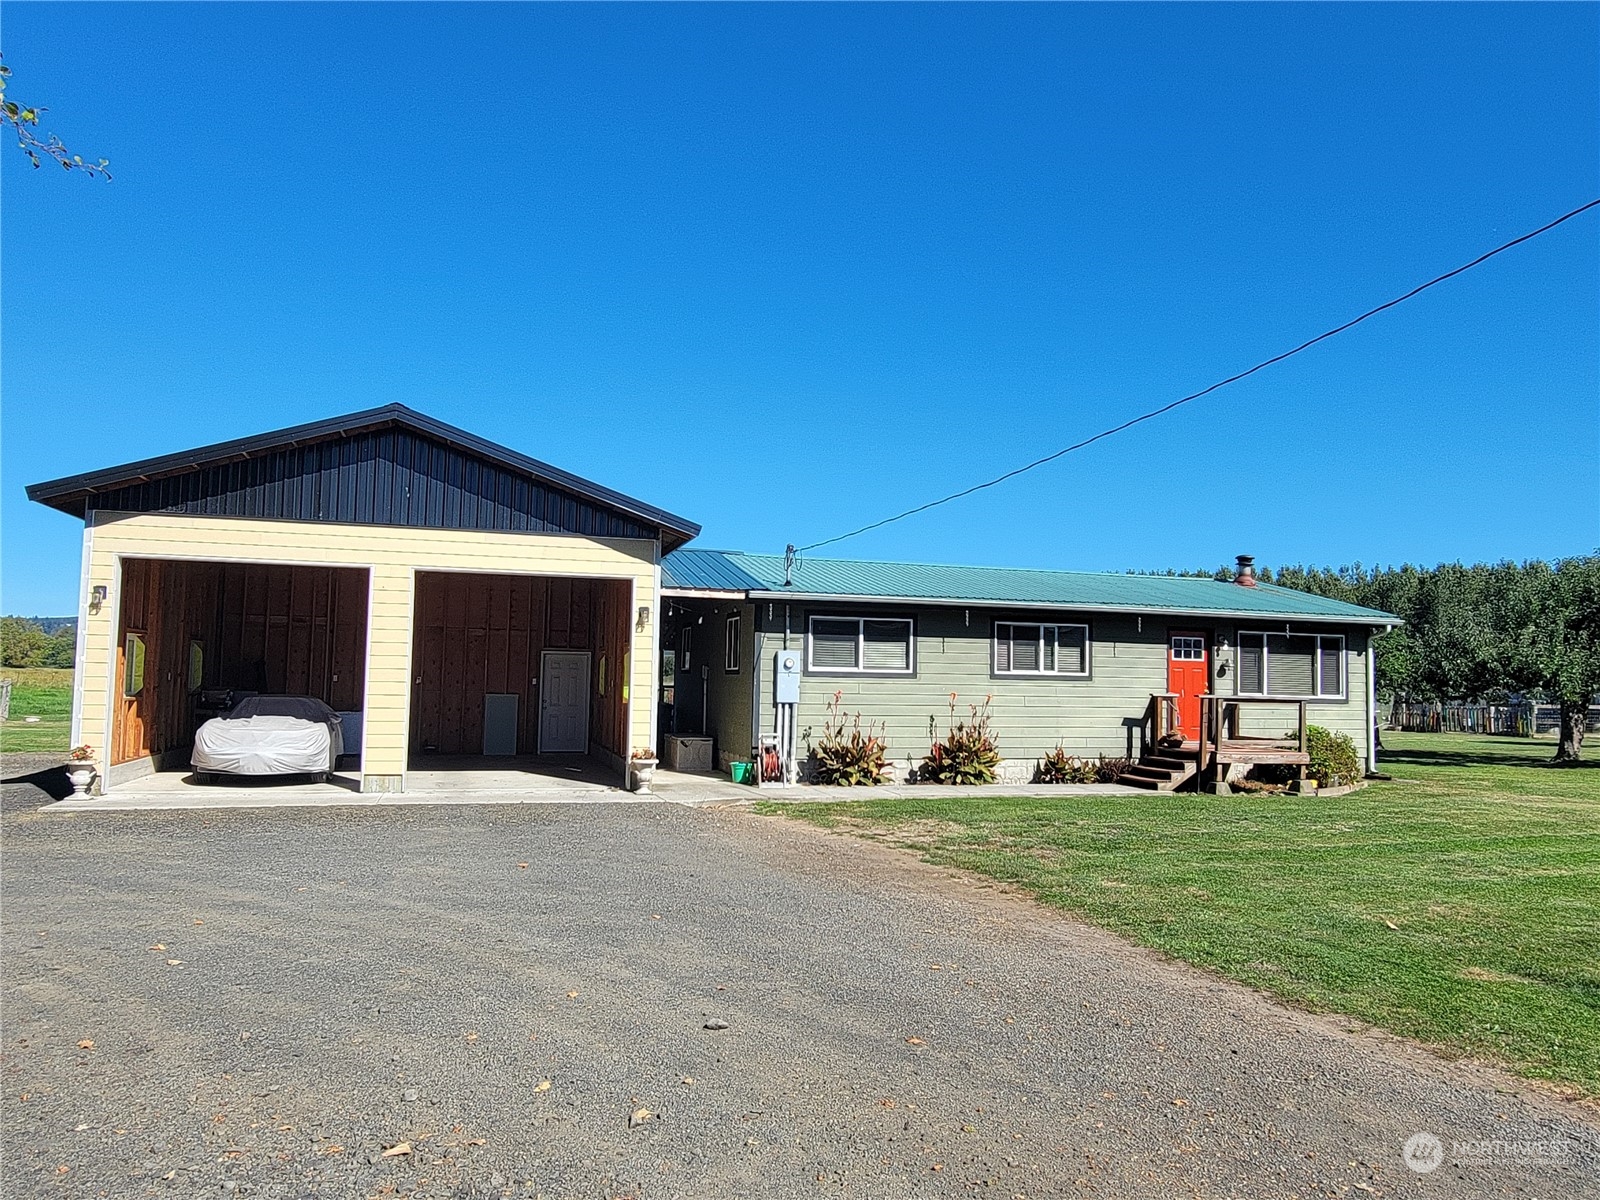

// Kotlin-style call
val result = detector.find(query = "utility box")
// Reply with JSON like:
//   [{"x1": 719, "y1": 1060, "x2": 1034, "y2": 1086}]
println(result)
[
  {"x1": 774, "y1": 648, "x2": 802, "y2": 704},
  {"x1": 665, "y1": 736, "x2": 713, "y2": 772}
]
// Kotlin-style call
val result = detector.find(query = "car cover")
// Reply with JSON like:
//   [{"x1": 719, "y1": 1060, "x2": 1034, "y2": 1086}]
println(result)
[{"x1": 192, "y1": 696, "x2": 344, "y2": 776}]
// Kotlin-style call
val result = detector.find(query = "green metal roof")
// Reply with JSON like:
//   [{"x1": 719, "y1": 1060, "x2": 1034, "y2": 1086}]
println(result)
[{"x1": 662, "y1": 548, "x2": 1399, "y2": 625}]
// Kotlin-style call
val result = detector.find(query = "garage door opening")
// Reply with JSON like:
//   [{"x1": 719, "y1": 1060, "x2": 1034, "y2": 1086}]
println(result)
[
  {"x1": 408, "y1": 571, "x2": 633, "y2": 787},
  {"x1": 111, "y1": 558, "x2": 370, "y2": 784}
]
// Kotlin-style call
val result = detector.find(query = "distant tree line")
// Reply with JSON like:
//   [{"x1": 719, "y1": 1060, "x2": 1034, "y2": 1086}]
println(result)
[
  {"x1": 0, "y1": 617, "x2": 77, "y2": 669},
  {"x1": 1147, "y1": 556, "x2": 1600, "y2": 763}
]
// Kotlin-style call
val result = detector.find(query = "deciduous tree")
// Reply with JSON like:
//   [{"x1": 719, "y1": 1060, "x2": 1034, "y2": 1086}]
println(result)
[{"x1": 0, "y1": 55, "x2": 110, "y2": 179}]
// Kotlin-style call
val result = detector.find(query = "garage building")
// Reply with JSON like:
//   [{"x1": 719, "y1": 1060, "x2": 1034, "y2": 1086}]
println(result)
[{"x1": 26, "y1": 405, "x2": 699, "y2": 794}]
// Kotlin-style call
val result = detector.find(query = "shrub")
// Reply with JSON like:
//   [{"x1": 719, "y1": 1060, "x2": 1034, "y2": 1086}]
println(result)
[
  {"x1": 1258, "y1": 725, "x2": 1362, "y2": 788},
  {"x1": 1306, "y1": 725, "x2": 1361, "y2": 787},
  {"x1": 1094, "y1": 755, "x2": 1135, "y2": 783},
  {"x1": 922, "y1": 694, "x2": 1001, "y2": 785},
  {"x1": 1037, "y1": 747, "x2": 1098, "y2": 784},
  {"x1": 809, "y1": 692, "x2": 888, "y2": 786}
]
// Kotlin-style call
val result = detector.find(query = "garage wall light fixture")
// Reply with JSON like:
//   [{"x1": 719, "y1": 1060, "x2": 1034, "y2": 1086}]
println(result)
[
  {"x1": 89, "y1": 585, "x2": 107, "y2": 614},
  {"x1": 636, "y1": 606, "x2": 650, "y2": 631}
]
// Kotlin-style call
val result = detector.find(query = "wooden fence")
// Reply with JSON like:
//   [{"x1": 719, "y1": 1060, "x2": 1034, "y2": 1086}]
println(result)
[{"x1": 1389, "y1": 700, "x2": 1600, "y2": 737}]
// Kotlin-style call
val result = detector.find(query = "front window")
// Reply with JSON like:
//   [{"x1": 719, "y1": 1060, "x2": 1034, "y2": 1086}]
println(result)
[
  {"x1": 994, "y1": 622, "x2": 1090, "y2": 676},
  {"x1": 807, "y1": 616, "x2": 914, "y2": 674},
  {"x1": 1237, "y1": 631, "x2": 1345, "y2": 698}
]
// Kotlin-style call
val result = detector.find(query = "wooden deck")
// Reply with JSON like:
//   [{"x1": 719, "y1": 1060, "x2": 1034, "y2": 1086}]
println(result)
[
  {"x1": 1209, "y1": 738, "x2": 1311, "y2": 765},
  {"x1": 1120, "y1": 694, "x2": 1312, "y2": 792}
]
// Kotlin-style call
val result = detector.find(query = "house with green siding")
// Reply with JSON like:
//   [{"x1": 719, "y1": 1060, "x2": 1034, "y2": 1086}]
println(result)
[{"x1": 661, "y1": 549, "x2": 1399, "y2": 789}]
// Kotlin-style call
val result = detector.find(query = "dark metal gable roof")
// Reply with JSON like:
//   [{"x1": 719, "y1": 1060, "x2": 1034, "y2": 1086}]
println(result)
[{"x1": 27, "y1": 404, "x2": 701, "y2": 550}]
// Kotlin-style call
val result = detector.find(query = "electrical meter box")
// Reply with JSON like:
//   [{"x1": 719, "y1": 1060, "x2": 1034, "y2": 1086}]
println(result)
[{"x1": 774, "y1": 649, "x2": 802, "y2": 704}]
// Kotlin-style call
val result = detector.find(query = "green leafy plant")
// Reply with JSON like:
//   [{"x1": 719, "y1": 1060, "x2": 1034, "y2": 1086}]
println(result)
[
  {"x1": 1305, "y1": 725, "x2": 1361, "y2": 787},
  {"x1": 921, "y1": 694, "x2": 1001, "y2": 785},
  {"x1": 1037, "y1": 747, "x2": 1098, "y2": 784},
  {"x1": 809, "y1": 692, "x2": 888, "y2": 786}
]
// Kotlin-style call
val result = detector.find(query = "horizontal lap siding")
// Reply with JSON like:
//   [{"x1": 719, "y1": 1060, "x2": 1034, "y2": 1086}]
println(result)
[
  {"x1": 78, "y1": 513, "x2": 658, "y2": 783},
  {"x1": 757, "y1": 607, "x2": 1168, "y2": 769},
  {"x1": 748, "y1": 607, "x2": 1377, "y2": 773}
]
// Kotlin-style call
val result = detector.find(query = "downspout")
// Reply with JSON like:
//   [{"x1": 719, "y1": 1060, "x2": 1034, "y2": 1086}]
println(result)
[{"x1": 1366, "y1": 626, "x2": 1383, "y2": 775}]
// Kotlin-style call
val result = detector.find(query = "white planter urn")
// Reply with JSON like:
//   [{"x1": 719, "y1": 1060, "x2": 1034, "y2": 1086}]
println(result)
[
  {"x1": 631, "y1": 758, "x2": 659, "y2": 794},
  {"x1": 63, "y1": 761, "x2": 96, "y2": 798}
]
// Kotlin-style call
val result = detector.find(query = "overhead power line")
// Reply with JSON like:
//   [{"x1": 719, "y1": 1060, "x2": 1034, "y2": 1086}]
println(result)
[{"x1": 794, "y1": 196, "x2": 1600, "y2": 557}]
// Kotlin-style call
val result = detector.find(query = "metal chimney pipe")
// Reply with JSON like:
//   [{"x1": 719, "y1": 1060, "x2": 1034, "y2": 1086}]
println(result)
[{"x1": 1235, "y1": 554, "x2": 1258, "y2": 587}]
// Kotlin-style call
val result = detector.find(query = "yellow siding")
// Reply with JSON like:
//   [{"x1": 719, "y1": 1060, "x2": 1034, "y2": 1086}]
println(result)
[{"x1": 79, "y1": 512, "x2": 659, "y2": 790}]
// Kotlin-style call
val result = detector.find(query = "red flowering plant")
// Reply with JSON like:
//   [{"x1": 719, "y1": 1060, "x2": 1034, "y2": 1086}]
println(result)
[
  {"x1": 1037, "y1": 746, "x2": 1097, "y2": 784},
  {"x1": 808, "y1": 691, "x2": 888, "y2": 786},
  {"x1": 921, "y1": 694, "x2": 1001, "y2": 785},
  {"x1": 66, "y1": 744, "x2": 93, "y2": 763}
]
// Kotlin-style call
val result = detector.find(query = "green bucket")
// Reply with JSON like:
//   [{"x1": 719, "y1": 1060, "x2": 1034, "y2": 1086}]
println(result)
[{"x1": 730, "y1": 761, "x2": 755, "y2": 785}]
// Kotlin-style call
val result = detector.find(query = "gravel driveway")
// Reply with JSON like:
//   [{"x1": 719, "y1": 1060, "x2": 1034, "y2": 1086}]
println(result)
[{"x1": 3, "y1": 755, "x2": 1596, "y2": 1199}]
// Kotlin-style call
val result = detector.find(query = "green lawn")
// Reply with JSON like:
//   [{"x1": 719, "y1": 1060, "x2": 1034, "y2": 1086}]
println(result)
[
  {"x1": 0, "y1": 667, "x2": 73, "y2": 754},
  {"x1": 762, "y1": 732, "x2": 1600, "y2": 1097}
]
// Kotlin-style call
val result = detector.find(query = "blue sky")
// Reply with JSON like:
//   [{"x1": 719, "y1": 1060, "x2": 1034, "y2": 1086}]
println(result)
[{"x1": 4, "y1": 3, "x2": 1596, "y2": 615}]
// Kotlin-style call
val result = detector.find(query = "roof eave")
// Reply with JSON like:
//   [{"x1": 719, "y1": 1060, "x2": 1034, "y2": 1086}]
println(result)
[{"x1": 661, "y1": 586, "x2": 747, "y2": 600}]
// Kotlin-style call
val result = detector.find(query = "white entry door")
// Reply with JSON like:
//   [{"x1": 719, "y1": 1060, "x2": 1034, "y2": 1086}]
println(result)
[{"x1": 539, "y1": 651, "x2": 590, "y2": 753}]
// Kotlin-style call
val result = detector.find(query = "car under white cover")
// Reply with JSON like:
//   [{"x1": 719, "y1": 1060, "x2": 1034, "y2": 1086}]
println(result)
[{"x1": 192, "y1": 696, "x2": 344, "y2": 781}]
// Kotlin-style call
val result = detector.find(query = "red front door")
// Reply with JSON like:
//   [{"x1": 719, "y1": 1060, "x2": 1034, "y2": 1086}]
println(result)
[{"x1": 1167, "y1": 632, "x2": 1210, "y2": 741}]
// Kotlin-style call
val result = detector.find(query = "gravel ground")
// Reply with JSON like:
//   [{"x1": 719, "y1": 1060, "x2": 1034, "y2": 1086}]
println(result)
[{"x1": 3, "y1": 753, "x2": 1596, "y2": 1199}]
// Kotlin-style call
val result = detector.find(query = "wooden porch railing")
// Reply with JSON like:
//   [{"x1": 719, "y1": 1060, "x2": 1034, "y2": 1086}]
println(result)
[
  {"x1": 1196, "y1": 695, "x2": 1308, "y2": 780},
  {"x1": 1140, "y1": 692, "x2": 1183, "y2": 754}
]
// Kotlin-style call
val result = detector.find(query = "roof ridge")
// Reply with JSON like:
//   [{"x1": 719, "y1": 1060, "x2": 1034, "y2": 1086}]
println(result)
[
  {"x1": 662, "y1": 549, "x2": 1398, "y2": 621},
  {"x1": 722, "y1": 548, "x2": 1246, "y2": 584}
]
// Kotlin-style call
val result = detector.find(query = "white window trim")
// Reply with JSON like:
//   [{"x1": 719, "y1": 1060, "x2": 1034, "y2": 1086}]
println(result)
[
  {"x1": 805, "y1": 615, "x2": 915, "y2": 675},
  {"x1": 992, "y1": 621, "x2": 1091, "y2": 677},
  {"x1": 1236, "y1": 630, "x2": 1347, "y2": 700},
  {"x1": 1169, "y1": 635, "x2": 1206, "y2": 662},
  {"x1": 724, "y1": 612, "x2": 741, "y2": 674}
]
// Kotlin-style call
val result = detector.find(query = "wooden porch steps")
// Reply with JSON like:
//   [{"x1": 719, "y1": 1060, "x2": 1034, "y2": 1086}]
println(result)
[
  {"x1": 1132, "y1": 694, "x2": 1315, "y2": 795},
  {"x1": 1116, "y1": 743, "x2": 1199, "y2": 792}
]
